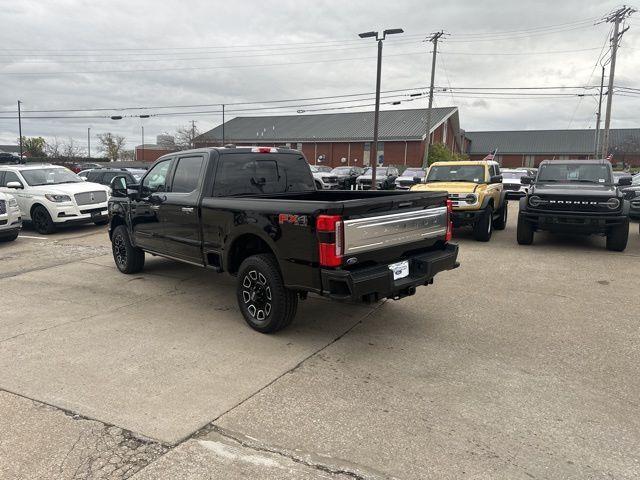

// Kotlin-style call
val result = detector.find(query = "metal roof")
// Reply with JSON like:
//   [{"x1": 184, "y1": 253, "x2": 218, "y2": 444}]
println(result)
[
  {"x1": 467, "y1": 129, "x2": 640, "y2": 155},
  {"x1": 196, "y1": 107, "x2": 458, "y2": 143}
]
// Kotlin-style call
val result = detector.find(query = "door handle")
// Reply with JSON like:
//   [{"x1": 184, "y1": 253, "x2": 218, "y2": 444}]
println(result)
[{"x1": 181, "y1": 207, "x2": 194, "y2": 214}]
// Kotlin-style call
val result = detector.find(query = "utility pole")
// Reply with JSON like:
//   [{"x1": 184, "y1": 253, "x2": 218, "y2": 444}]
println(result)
[
  {"x1": 422, "y1": 31, "x2": 445, "y2": 168},
  {"x1": 87, "y1": 127, "x2": 91, "y2": 158},
  {"x1": 222, "y1": 104, "x2": 226, "y2": 146},
  {"x1": 594, "y1": 67, "x2": 605, "y2": 157},
  {"x1": 17, "y1": 101, "x2": 23, "y2": 158},
  {"x1": 141, "y1": 126, "x2": 145, "y2": 161},
  {"x1": 600, "y1": 5, "x2": 635, "y2": 158},
  {"x1": 190, "y1": 120, "x2": 196, "y2": 148}
]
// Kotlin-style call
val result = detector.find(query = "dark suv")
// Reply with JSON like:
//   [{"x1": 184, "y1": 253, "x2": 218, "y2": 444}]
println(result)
[
  {"x1": 84, "y1": 169, "x2": 139, "y2": 188},
  {"x1": 517, "y1": 159, "x2": 631, "y2": 251}
]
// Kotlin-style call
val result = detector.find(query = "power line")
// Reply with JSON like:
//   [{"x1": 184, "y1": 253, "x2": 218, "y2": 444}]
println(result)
[{"x1": 439, "y1": 46, "x2": 604, "y2": 56}]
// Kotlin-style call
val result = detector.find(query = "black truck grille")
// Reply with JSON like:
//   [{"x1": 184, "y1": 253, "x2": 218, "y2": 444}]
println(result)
[
  {"x1": 503, "y1": 184, "x2": 521, "y2": 191},
  {"x1": 0, "y1": 200, "x2": 6, "y2": 215},
  {"x1": 533, "y1": 197, "x2": 617, "y2": 213}
]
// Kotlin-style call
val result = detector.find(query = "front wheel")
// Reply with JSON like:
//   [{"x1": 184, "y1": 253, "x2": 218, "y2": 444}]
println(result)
[
  {"x1": 111, "y1": 225, "x2": 145, "y2": 273},
  {"x1": 517, "y1": 214, "x2": 534, "y2": 245},
  {"x1": 606, "y1": 219, "x2": 629, "y2": 252},
  {"x1": 236, "y1": 254, "x2": 298, "y2": 333},
  {"x1": 472, "y1": 206, "x2": 493, "y2": 242},
  {"x1": 31, "y1": 205, "x2": 56, "y2": 235},
  {"x1": 0, "y1": 231, "x2": 19, "y2": 242}
]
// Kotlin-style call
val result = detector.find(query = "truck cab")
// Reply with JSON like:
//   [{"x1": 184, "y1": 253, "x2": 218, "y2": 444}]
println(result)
[{"x1": 411, "y1": 160, "x2": 507, "y2": 241}]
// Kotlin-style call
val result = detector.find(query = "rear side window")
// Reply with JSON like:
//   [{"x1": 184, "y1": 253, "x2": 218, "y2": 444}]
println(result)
[
  {"x1": 101, "y1": 172, "x2": 121, "y2": 185},
  {"x1": 214, "y1": 154, "x2": 315, "y2": 196},
  {"x1": 86, "y1": 171, "x2": 102, "y2": 183},
  {"x1": 171, "y1": 156, "x2": 204, "y2": 193}
]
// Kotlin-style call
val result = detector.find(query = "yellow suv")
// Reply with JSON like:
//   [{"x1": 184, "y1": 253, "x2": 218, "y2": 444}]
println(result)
[{"x1": 411, "y1": 160, "x2": 507, "y2": 241}]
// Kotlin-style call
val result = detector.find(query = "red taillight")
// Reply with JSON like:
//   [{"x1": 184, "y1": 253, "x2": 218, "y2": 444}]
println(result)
[
  {"x1": 316, "y1": 214, "x2": 343, "y2": 267},
  {"x1": 445, "y1": 199, "x2": 453, "y2": 242}
]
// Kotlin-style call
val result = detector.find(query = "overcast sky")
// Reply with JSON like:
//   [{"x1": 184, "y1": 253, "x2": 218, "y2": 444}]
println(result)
[{"x1": 1, "y1": 0, "x2": 639, "y2": 153}]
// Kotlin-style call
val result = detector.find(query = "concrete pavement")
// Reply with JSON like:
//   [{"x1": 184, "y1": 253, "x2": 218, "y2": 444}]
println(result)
[{"x1": 1, "y1": 207, "x2": 639, "y2": 479}]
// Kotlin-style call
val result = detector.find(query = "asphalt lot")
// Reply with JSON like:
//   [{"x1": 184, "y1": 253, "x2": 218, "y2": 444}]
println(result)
[{"x1": 1, "y1": 204, "x2": 639, "y2": 479}]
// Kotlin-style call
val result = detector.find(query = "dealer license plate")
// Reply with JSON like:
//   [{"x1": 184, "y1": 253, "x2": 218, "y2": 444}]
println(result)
[{"x1": 389, "y1": 260, "x2": 409, "y2": 280}]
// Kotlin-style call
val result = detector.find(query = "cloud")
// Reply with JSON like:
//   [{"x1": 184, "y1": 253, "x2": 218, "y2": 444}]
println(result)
[{"x1": 0, "y1": 0, "x2": 638, "y2": 150}]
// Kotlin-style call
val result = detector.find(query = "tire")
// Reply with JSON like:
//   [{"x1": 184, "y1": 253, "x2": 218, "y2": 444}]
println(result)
[
  {"x1": 472, "y1": 206, "x2": 493, "y2": 242},
  {"x1": 94, "y1": 219, "x2": 109, "y2": 226},
  {"x1": 31, "y1": 205, "x2": 56, "y2": 235},
  {"x1": 236, "y1": 254, "x2": 298, "y2": 333},
  {"x1": 0, "y1": 231, "x2": 19, "y2": 242},
  {"x1": 517, "y1": 214, "x2": 534, "y2": 245},
  {"x1": 315, "y1": 181, "x2": 322, "y2": 190},
  {"x1": 493, "y1": 200, "x2": 508, "y2": 230},
  {"x1": 606, "y1": 218, "x2": 629, "y2": 252},
  {"x1": 111, "y1": 225, "x2": 145, "y2": 273}
]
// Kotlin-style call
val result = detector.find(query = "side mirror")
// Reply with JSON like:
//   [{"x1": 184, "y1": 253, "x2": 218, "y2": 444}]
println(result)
[
  {"x1": 617, "y1": 176, "x2": 632, "y2": 186},
  {"x1": 110, "y1": 175, "x2": 129, "y2": 197},
  {"x1": 413, "y1": 176, "x2": 423, "y2": 184},
  {"x1": 521, "y1": 176, "x2": 533, "y2": 185},
  {"x1": 148, "y1": 193, "x2": 167, "y2": 205},
  {"x1": 489, "y1": 174, "x2": 503, "y2": 184},
  {"x1": 6, "y1": 181, "x2": 23, "y2": 189}
]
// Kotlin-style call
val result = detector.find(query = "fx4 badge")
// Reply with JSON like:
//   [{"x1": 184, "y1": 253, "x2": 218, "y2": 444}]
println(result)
[{"x1": 278, "y1": 214, "x2": 308, "y2": 226}]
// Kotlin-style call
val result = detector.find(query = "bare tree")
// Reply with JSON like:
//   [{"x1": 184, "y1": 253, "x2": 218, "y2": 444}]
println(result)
[
  {"x1": 61, "y1": 137, "x2": 84, "y2": 160},
  {"x1": 175, "y1": 123, "x2": 201, "y2": 150},
  {"x1": 97, "y1": 133, "x2": 126, "y2": 161},
  {"x1": 44, "y1": 137, "x2": 62, "y2": 158}
]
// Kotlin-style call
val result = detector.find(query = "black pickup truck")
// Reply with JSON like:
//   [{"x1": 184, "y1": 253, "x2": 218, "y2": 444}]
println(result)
[
  {"x1": 107, "y1": 147, "x2": 459, "y2": 333},
  {"x1": 517, "y1": 159, "x2": 631, "y2": 251}
]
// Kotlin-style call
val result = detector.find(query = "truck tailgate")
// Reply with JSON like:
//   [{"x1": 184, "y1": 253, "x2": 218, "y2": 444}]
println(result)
[{"x1": 343, "y1": 206, "x2": 448, "y2": 255}]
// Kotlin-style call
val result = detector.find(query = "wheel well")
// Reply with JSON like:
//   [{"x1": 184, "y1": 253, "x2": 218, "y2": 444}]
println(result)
[
  {"x1": 30, "y1": 203, "x2": 47, "y2": 218},
  {"x1": 109, "y1": 215, "x2": 126, "y2": 239},
  {"x1": 226, "y1": 234, "x2": 275, "y2": 274}
]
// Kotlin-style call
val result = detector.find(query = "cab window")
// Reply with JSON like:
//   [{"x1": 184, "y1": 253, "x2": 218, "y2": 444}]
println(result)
[
  {"x1": 142, "y1": 160, "x2": 171, "y2": 193},
  {"x1": 171, "y1": 156, "x2": 204, "y2": 193}
]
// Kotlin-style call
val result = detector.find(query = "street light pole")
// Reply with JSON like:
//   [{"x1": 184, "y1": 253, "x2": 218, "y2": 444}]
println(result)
[
  {"x1": 87, "y1": 127, "x2": 91, "y2": 158},
  {"x1": 359, "y1": 28, "x2": 403, "y2": 190},
  {"x1": 17, "y1": 101, "x2": 23, "y2": 158},
  {"x1": 141, "y1": 126, "x2": 145, "y2": 162}
]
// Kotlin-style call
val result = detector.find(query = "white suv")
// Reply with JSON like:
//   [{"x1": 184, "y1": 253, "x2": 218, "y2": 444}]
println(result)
[
  {"x1": 0, "y1": 191, "x2": 21, "y2": 242},
  {"x1": 0, "y1": 164, "x2": 109, "y2": 234}
]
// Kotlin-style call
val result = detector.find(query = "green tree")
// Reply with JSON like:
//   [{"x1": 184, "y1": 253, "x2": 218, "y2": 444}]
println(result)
[
  {"x1": 18, "y1": 136, "x2": 47, "y2": 157},
  {"x1": 97, "y1": 133, "x2": 126, "y2": 161},
  {"x1": 427, "y1": 142, "x2": 469, "y2": 165}
]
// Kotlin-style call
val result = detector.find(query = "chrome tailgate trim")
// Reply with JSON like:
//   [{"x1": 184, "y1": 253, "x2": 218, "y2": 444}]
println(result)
[{"x1": 343, "y1": 206, "x2": 447, "y2": 254}]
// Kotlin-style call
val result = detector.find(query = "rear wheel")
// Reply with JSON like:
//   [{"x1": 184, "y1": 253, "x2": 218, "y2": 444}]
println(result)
[
  {"x1": 111, "y1": 225, "x2": 145, "y2": 273},
  {"x1": 237, "y1": 254, "x2": 297, "y2": 333},
  {"x1": 606, "y1": 218, "x2": 629, "y2": 252},
  {"x1": 493, "y1": 200, "x2": 508, "y2": 230},
  {"x1": 472, "y1": 206, "x2": 493, "y2": 242},
  {"x1": 517, "y1": 214, "x2": 534, "y2": 245},
  {"x1": 31, "y1": 205, "x2": 56, "y2": 235}
]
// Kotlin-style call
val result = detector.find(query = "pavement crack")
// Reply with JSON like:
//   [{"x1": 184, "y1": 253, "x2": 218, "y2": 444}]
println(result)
[{"x1": 203, "y1": 425, "x2": 394, "y2": 480}]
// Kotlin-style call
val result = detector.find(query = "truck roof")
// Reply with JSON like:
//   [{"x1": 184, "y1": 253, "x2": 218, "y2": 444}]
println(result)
[
  {"x1": 538, "y1": 159, "x2": 612, "y2": 165},
  {"x1": 429, "y1": 160, "x2": 499, "y2": 167},
  {"x1": 156, "y1": 146, "x2": 302, "y2": 162}
]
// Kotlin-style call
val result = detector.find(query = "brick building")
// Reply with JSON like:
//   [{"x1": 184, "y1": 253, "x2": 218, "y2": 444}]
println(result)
[
  {"x1": 467, "y1": 129, "x2": 640, "y2": 167},
  {"x1": 135, "y1": 135, "x2": 180, "y2": 162},
  {"x1": 194, "y1": 107, "x2": 466, "y2": 168}
]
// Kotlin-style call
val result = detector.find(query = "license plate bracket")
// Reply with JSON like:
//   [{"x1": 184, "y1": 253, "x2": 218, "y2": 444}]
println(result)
[{"x1": 389, "y1": 260, "x2": 409, "y2": 280}]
